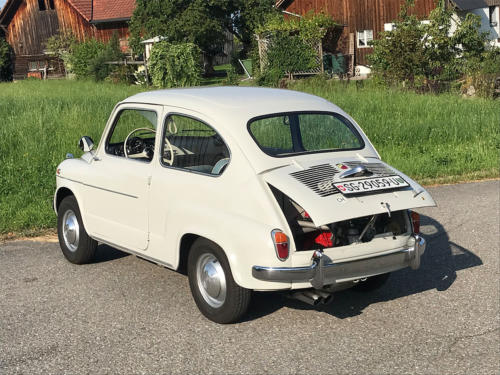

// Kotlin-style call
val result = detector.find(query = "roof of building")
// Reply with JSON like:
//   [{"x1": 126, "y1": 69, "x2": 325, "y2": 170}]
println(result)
[
  {"x1": 451, "y1": 0, "x2": 500, "y2": 10},
  {"x1": 0, "y1": 0, "x2": 135, "y2": 26}
]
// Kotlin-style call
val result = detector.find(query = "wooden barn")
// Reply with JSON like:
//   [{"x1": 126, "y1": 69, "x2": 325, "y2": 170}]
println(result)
[{"x1": 0, "y1": 0, "x2": 135, "y2": 79}]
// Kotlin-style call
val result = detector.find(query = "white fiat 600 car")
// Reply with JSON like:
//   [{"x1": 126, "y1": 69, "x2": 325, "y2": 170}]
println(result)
[{"x1": 54, "y1": 87, "x2": 435, "y2": 323}]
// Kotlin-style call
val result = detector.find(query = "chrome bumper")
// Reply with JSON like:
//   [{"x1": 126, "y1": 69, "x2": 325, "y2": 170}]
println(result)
[{"x1": 252, "y1": 235, "x2": 426, "y2": 289}]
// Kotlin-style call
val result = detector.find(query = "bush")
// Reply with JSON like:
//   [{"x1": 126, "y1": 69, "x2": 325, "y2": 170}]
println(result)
[
  {"x1": 0, "y1": 37, "x2": 13, "y2": 82},
  {"x1": 70, "y1": 33, "x2": 123, "y2": 81},
  {"x1": 45, "y1": 32, "x2": 76, "y2": 75},
  {"x1": 149, "y1": 41, "x2": 201, "y2": 88},
  {"x1": 255, "y1": 12, "x2": 337, "y2": 86},
  {"x1": 369, "y1": 0, "x2": 489, "y2": 91}
]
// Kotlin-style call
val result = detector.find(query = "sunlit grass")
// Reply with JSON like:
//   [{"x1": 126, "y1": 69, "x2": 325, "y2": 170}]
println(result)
[{"x1": 0, "y1": 78, "x2": 498, "y2": 234}]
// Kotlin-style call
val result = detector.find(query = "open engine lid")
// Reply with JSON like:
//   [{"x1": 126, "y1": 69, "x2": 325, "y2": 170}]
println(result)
[{"x1": 261, "y1": 156, "x2": 436, "y2": 227}]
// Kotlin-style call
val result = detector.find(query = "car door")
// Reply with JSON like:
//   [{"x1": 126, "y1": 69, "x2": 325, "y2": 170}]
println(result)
[{"x1": 83, "y1": 104, "x2": 162, "y2": 251}]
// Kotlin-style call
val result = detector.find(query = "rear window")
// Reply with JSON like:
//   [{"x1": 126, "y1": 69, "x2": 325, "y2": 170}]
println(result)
[{"x1": 248, "y1": 112, "x2": 364, "y2": 157}]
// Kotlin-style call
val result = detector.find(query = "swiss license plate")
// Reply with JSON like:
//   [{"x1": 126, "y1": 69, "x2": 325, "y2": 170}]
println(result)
[{"x1": 334, "y1": 175, "x2": 409, "y2": 195}]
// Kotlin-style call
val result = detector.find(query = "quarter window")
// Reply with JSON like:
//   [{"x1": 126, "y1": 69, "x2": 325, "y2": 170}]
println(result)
[
  {"x1": 162, "y1": 115, "x2": 230, "y2": 175},
  {"x1": 106, "y1": 109, "x2": 157, "y2": 162}
]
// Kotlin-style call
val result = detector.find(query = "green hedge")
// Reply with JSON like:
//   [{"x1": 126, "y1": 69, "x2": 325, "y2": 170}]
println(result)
[{"x1": 149, "y1": 41, "x2": 202, "y2": 88}]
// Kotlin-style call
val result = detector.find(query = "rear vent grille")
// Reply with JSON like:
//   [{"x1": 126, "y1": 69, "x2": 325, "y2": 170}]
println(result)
[{"x1": 290, "y1": 164, "x2": 340, "y2": 197}]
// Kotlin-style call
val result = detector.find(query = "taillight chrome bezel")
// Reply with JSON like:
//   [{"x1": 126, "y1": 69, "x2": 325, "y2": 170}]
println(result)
[
  {"x1": 409, "y1": 210, "x2": 420, "y2": 234},
  {"x1": 271, "y1": 229, "x2": 289, "y2": 261}
]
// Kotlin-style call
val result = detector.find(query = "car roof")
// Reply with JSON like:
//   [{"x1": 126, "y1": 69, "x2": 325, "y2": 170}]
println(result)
[{"x1": 121, "y1": 86, "x2": 339, "y2": 118}]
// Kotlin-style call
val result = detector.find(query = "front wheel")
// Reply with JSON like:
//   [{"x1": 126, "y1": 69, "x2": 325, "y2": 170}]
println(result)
[
  {"x1": 187, "y1": 238, "x2": 251, "y2": 324},
  {"x1": 57, "y1": 195, "x2": 97, "y2": 264}
]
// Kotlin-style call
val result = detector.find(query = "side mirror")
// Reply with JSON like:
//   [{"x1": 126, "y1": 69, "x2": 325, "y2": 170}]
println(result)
[{"x1": 79, "y1": 136, "x2": 94, "y2": 152}]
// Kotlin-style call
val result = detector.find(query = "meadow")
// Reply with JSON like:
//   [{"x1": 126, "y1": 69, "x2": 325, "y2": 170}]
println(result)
[{"x1": 0, "y1": 79, "x2": 498, "y2": 235}]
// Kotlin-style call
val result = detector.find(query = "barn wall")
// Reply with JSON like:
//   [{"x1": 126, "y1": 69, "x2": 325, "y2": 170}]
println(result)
[
  {"x1": 285, "y1": 0, "x2": 437, "y2": 65},
  {"x1": 4, "y1": 0, "x2": 131, "y2": 78},
  {"x1": 6, "y1": 0, "x2": 59, "y2": 56}
]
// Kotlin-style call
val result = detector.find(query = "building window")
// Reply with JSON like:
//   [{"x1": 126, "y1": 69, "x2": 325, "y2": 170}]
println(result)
[
  {"x1": 357, "y1": 30, "x2": 373, "y2": 48},
  {"x1": 490, "y1": 6, "x2": 498, "y2": 27},
  {"x1": 38, "y1": 0, "x2": 46, "y2": 11},
  {"x1": 49, "y1": 0, "x2": 55, "y2": 9}
]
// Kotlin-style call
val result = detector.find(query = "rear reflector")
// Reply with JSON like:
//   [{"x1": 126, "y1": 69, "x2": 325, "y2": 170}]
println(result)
[
  {"x1": 411, "y1": 211, "x2": 420, "y2": 234},
  {"x1": 272, "y1": 229, "x2": 289, "y2": 261}
]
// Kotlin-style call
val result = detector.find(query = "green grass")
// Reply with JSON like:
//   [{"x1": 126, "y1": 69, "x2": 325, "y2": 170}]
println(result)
[{"x1": 0, "y1": 78, "x2": 498, "y2": 235}]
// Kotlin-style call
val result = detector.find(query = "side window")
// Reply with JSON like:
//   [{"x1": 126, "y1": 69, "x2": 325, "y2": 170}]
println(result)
[
  {"x1": 162, "y1": 115, "x2": 230, "y2": 175},
  {"x1": 106, "y1": 109, "x2": 157, "y2": 162}
]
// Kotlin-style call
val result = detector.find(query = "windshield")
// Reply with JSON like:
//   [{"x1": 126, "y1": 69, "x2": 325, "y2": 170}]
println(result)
[{"x1": 248, "y1": 112, "x2": 364, "y2": 157}]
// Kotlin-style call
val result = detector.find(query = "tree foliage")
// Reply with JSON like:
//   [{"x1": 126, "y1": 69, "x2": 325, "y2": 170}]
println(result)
[
  {"x1": 369, "y1": 0, "x2": 490, "y2": 90},
  {"x1": 129, "y1": 0, "x2": 276, "y2": 65},
  {"x1": 256, "y1": 12, "x2": 337, "y2": 86},
  {"x1": 0, "y1": 37, "x2": 13, "y2": 82},
  {"x1": 69, "y1": 33, "x2": 123, "y2": 81},
  {"x1": 149, "y1": 41, "x2": 201, "y2": 88}
]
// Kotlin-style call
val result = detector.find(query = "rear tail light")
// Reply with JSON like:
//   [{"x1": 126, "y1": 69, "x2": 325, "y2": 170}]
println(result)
[
  {"x1": 271, "y1": 229, "x2": 289, "y2": 261},
  {"x1": 410, "y1": 211, "x2": 420, "y2": 234}
]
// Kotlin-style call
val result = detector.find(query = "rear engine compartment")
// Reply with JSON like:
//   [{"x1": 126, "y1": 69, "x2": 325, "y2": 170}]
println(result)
[{"x1": 269, "y1": 185, "x2": 409, "y2": 251}]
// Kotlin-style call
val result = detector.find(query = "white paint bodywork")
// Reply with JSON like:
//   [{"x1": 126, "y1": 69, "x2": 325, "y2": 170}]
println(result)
[{"x1": 54, "y1": 87, "x2": 436, "y2": 291}]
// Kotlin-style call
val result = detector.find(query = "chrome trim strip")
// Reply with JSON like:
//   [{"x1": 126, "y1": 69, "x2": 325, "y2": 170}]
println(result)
[
  {"x1": 93, "y1": 236, "x2": 175, "y2": 269},
  {"x1": 57, "y1": 175, "x2": 138, "y2": 199}
]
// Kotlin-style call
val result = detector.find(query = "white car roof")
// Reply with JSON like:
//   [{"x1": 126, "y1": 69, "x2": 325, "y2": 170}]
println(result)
[
  {"x1": 121, "y1": 86, "x2": 379, "y2": 172},
  {"x1": 122, "y1": 86, "x2": 339, "y2": 118}
]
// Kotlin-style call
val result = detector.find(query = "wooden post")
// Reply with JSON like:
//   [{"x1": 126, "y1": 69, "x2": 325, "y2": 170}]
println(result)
[{"x1": 143, "y1": 45, "x2": 149, "y2": 85}]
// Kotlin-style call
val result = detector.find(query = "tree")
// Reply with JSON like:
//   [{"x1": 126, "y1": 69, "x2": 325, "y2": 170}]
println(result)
[
  {"x1": 0, "y1": 37, "x2": 13, "y2": 82},
  {"x1": 369, "y1": 0, "x2": 489, "y2": 89},
  {"x1": 129, "y1": 0, "x2": 276, "y2": 72}
]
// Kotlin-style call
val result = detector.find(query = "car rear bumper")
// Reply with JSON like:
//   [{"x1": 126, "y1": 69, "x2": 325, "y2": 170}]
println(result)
[{"x1": 252, "y1": 234, "x2": 425, "y2": 289}]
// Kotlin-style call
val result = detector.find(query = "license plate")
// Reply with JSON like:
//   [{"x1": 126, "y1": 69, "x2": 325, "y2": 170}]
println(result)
[{"x1": 334, "y1": 175, "x2": 409, "y2": 195}]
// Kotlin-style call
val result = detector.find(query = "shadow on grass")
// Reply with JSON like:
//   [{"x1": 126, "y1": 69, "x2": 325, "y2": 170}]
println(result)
[{"x1": 242, "y1": 213, "x2": 483, "y2": 322}]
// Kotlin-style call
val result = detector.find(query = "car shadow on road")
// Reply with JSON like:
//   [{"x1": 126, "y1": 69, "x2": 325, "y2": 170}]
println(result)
[
  {"x1": 244, "y1": 214, "x2": 483, "y2": 321},
  {"x1": 93, "y1": 244, "x2": 130, "y2": 263}
]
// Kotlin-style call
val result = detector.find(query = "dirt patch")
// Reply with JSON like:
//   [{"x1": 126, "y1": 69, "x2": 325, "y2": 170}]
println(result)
[{"x1": 0, "y1": 230, "x2": 58, "y2": 244}]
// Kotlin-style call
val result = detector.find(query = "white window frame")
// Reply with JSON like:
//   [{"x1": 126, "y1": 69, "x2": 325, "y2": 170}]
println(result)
[{"x1": 357, "y1": 30, "x2": 373, "y2": 48}]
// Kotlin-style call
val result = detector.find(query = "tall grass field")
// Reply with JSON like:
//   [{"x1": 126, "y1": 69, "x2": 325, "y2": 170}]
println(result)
[{"x1": 0, "y1": 79, "x2": 498, "y2": 235}]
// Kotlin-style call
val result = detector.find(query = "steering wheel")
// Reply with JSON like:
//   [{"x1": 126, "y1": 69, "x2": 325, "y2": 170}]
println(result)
[{"x1": 124, "y1": 128, "x2": 156, "y2": 159}]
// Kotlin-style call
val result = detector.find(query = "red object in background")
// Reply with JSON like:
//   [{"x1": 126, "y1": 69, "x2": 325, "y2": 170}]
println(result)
[
  {"x1": 27, "y1": 72, "x2": 42, "y2": 79},
  {"x1": 302, "y1": 230, "x2": 334, "y2": 249},
  {"x1": 315, "y1": 231, "x2": 333, "y2": 248}
]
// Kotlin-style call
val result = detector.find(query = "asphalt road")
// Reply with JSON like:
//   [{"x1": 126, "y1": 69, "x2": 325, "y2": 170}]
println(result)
[{"x1": 1, "y1": 181, "x2": 499, "y2": 374}]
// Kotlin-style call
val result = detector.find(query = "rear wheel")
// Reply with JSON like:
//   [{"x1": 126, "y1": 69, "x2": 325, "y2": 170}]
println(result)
[
  {"x1": 187, "y1": 238, "x2": 251, "y2": 324},
  {"x1": 57, "y1": 195, "x2": 97, "y2": 264},
  {"x1": 352, "y1": 273, "x2": 391, "y2": 292}
]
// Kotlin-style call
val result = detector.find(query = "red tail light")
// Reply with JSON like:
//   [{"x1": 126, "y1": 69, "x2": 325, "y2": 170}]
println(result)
[
  {"x1": 272, "y1": 229, "x2": 289, "y2": 261},
  {"x1": 410, "y1": 211, "x2": 420, "y2": 234}
]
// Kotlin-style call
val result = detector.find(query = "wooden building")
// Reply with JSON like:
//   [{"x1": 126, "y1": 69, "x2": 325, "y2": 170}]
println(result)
[
  {"x1": 0, "y1": 0, "x2": 135, "y2": 79},
  {"x1": 276, "y1": 0, "x2": 439, "y2": 68}
]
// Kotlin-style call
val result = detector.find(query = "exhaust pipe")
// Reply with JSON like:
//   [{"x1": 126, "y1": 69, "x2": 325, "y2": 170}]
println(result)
[
  {"x1": 290, "y1": 290, "x2": 322, "y2": 306},
  {"x1": 316, "y1": 290, "x2": 334, "y2": 305}
]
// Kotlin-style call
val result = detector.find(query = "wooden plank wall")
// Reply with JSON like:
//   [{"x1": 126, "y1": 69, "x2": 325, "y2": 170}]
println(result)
[
  {"x1": 5, "y1": 0, "x2": 131, "y2": 77},
  {"x1": 285, "y1": 0, "x2": 437, "y2": 65}
]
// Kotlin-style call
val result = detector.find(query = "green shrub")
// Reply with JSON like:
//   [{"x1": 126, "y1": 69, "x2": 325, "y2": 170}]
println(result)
[
  {"x1": 0, "y1": 37, "x2": 13, "y2": 82},
  {"x1": 70, "y1": 34, "x2": 123, "y2": 81},
  {"x1": 149, "y1": 41, "x2": 201, "y2": 88},
  {"x1": 369, "y1": 0, "x2": 489, "y2": 91},
  {"x1": 45, "y1": 32, "x2": 76, "y2": 75},
  {"x1": 255, "y1": 12, "x2": 336, "y2": 86}
]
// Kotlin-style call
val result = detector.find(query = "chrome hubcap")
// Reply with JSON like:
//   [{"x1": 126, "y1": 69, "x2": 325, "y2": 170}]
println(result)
[
  {"x1": 62, "y1": 210, "x2": 79, "y2": 252},
  {"x1": 196, "y1": 253, "x2": 226, "y2": 308}
]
